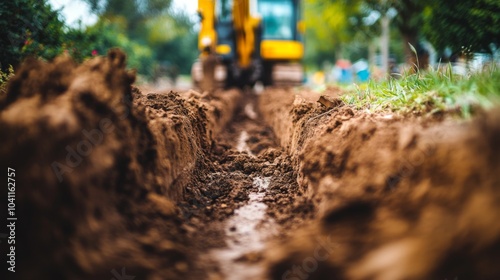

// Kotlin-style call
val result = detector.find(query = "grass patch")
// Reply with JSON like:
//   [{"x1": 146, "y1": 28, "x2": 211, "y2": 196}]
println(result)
[{"x1": 341, "y1": 65, "x2": 500, "y2": 118}]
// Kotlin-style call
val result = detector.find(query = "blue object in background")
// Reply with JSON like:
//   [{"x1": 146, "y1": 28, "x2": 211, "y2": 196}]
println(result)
[
  {"x1": 357, "y1": 68, "x2": 370, "y2": 82},
  {"x1": 353, "y1": 60, "x2": 370, "y2": 82},
  {"x1": 339, "y1": 68, "x2": 352, "y2": 84}
]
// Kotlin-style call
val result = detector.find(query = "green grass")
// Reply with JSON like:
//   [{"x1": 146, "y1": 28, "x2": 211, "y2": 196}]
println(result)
[{"x1": 341, "y1": 65, "x2": 500, "y2": 118}]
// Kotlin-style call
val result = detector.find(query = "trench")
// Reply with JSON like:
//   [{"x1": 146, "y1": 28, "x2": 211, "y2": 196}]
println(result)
[
  {"x1": 209, "y1": 176, "x2": 276, "y2": 280},
  {"x1": 189, "y1": 92, "x2": 297, "y2": 280},
  {"x1": 9, "y1": 51, "x2": 500, "y2": 280}
]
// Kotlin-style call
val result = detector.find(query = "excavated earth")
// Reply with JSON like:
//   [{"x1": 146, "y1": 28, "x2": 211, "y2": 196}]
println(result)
[{"x1": 1, "y1": 51, "x2": 500, "y2": 280}]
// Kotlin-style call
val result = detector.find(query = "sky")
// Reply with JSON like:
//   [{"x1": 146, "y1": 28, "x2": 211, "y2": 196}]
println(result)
[
  {"x1": 48, "y1": 0, "x2": 98, "y2": 27},
  {"x1": 48, "y1": 0, "x2": 198, "y2": 27}
]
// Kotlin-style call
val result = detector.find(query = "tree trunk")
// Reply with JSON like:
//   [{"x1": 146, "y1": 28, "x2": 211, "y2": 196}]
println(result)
[
  {"x1": 368, "y1": 39, "x2": 377, "y2": 68},
  {"x1": 395, "y1": 0, "x2": 429, "y2": 72}
]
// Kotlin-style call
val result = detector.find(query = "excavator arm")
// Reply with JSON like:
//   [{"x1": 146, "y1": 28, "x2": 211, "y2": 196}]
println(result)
[
  {"x1": 197, "y1": 0, "x2": 216, "y2": 55},
  {"x1": 232, "y1": 0, "x2": 260, "y2": 68}
]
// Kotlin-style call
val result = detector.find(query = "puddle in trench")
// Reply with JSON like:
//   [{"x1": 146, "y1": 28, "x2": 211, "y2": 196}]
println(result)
[
  {"x1": 244, "y1": 103, "x2": 258, "y2": 120},
  {"x1": 209, "y1": 176, "x2": 277, "y2": 280},
  {"x1": 237, "y1": 103, "x2": 258, "y2": 155},
  {"x1": 209, "y1": 105, "x2": 277, "y2": 279},
  {"x1": 236, "y1": 131, "x2": 252, "y2": 154}
]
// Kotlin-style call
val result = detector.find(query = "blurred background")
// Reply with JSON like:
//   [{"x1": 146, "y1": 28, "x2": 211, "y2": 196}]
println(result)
[
  {"x1": 1, "y1": 0, "x2": 499, "y2": 86},
  {"x1": 1, "y1": 0, "x2": 199, "y2": 86}
]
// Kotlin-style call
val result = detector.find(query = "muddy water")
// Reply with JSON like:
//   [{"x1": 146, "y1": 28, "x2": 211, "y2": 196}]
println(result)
[
  {"x1": 204, "y1": 98, "x2": 280, "y2": 279},
  {"x1": 236, "y1": 131, "x2": 253, "y2": 155},
  {"x1": 209, "y1": 176, "x2": 277, "y2": 280}
]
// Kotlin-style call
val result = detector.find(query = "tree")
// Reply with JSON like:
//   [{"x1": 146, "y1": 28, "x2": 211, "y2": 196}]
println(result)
[
  {"x1": 83, "y1": 0, "x2": 173, "y2": 40},
  {"x1": 304, "y1": 0, "x2": 375, "y2": 68},
  {"x1": 0, "y1": 0, "x2": 65, "y2": 70},
  {"x1": 423, "y1": 0, "x2": 500, "y2": 56},
  {"x1": 305, "y1": 0, "x2": 423, "y2": 70},
  {"x1": 82, "y1": 0, "x2": 197, "y2": 76},
  {"x1": 362, "y1": 0, "x2": 434, "y2": 71}
]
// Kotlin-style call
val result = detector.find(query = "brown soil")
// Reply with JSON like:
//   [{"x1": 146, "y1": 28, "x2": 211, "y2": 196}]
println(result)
[
  {"x1": 0, "y1": 50, "x2": 239, "y2": 279},
  {"x1": 1, "y1": 51, "x2": 500, "y2": 280},
  {"x1": 260, "y1": 87, "x2": 500, "y2": 280}
]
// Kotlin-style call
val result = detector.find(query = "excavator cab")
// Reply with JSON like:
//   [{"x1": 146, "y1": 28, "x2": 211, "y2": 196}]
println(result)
[
  {"x1": 192, "y1": 0, "x2": 304, "y2": 90},
  {"x1": 258, "y1": 0, "x2": 304, "y2": 86}
]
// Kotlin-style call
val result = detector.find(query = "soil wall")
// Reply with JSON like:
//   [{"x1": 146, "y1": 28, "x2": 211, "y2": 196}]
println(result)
[
  {"x1": 0, "y1": 50, "x2": 239, "y2": 279},
  {"x1": 260, "y1": 87, "x2": 500, "y2": 279}
]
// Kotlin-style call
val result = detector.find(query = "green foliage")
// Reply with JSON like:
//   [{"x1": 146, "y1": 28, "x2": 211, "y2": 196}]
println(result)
[
  {"x1": 81, "y1": 0, "x2": 196, "y2": 77},
  {"x1": 304, "y1": 0, "x2": 375, "y2": 68},
  {"x1": 144, "y1": 11, "x2": 198, "y2": 74},
  {"x1": 305, "y1": 0, "x2": 367, "y2": 51},
  {"x1": 423, "y1": 0, "x2": 500, "y2": 54},
  {"x1": 0, "y1": 0, "x2": 65, "y2": 70},
  {"x1": 155, "y1": 31, "x2": 198, "y2": 74},
  {"x1": 0, "y1": 65, "x2": 15, "y2": 95},
  {"x1": 84, "y1": 0, "x2": 173, "y2": 40},
  {"x1": 81, "y1": 20, "x2": 155, "y2": 76},
  {"x1": 0, "y1": 0, "x2": 197, "y2": 79},
  {"x1": 305, "y1": 0, "x2": 499, "y2": 69},
  {"x1": 341, "y1": 66, "x2": 500, "y2": 118},
  {"x1": 304, "y1": 0, "x2": 421, "y2": 68}
]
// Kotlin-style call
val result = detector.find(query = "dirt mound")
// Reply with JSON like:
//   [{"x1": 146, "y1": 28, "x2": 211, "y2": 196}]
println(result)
[
  {"x1": 0, "y1": 50, "x2": 239, "y2": 279},
  {"x1": 260, "y1": 88, "x2": 500, "y2": 280}
]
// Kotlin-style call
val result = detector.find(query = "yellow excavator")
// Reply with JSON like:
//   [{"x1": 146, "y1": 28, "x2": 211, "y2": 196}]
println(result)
[{"x1": 192, "y1": 0, "x2": 304, "y2": 90}]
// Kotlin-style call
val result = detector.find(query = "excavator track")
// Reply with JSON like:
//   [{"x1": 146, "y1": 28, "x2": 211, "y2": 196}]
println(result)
[{"x1": 269, "y1": 62, "x2": 304, "y2": 87}]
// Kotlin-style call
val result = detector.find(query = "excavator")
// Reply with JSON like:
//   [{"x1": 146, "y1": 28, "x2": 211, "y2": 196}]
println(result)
[{"x1": 192, "y1": 0, "x2": 304, "y2": 90}]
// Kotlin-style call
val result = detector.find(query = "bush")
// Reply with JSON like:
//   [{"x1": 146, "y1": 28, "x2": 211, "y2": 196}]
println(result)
[
  {"x1": 0, "y1": 0, "x2": 65, "y2": 70},
  {"x1": 0, "y1": 65, "x2": 14, "y2": 95}
]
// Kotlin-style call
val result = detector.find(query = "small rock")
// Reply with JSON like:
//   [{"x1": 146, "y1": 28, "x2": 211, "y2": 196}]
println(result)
[
  {"x1": 263, "y1": 168, "x2": 274, "y2": 176},
  {"x1": 318, "y1": 95, "x2": 343, "y2": 109},
  {"x1": 220, "y1": 203, "x2": 227, "y2": 208}
]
